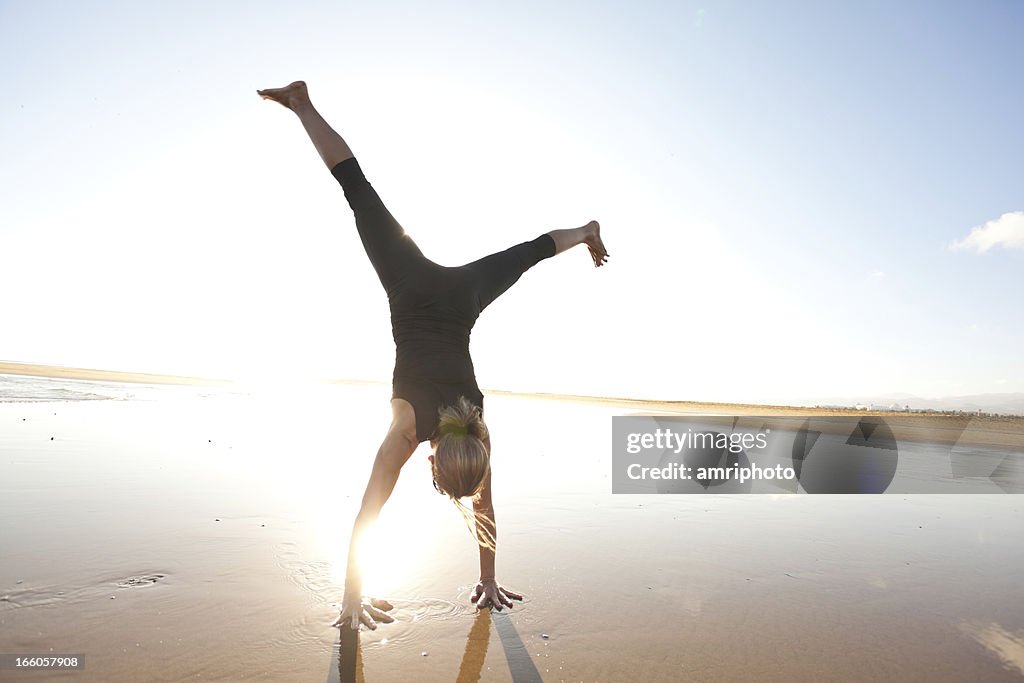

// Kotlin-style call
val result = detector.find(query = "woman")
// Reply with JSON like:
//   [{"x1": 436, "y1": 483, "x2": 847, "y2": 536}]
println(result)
[{"x1": 258, "y1": 81, "x2": 609, "y2": 630}]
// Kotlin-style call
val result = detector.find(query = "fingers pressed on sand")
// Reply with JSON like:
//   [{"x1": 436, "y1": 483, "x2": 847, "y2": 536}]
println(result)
[{"x1": 366, "y1": 606, "x2": 394, "y2": 623}]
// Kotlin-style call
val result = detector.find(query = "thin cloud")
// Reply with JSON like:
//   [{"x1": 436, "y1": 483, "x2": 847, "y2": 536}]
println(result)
[{"x1": 951, "y1": 211, "x2": 1024, "y2": 253}]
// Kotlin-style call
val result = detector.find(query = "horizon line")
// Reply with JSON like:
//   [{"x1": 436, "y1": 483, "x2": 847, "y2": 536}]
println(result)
[{"x1": 2, "y1": 360, "x2": 1020, "y2": 419}]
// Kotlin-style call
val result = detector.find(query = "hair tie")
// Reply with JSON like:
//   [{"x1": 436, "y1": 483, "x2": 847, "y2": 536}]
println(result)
[{"x1": 440, "y1": 421, "x2": 469, "y2": 437}]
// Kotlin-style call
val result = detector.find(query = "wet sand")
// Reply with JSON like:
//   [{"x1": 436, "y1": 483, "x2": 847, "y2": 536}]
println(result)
[{"x1": 2, "y1": 377, "x2": 1023, "y2": 681}]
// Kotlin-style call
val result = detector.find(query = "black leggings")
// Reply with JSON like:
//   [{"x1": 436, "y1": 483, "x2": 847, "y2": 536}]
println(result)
[
  {"x1": 331, "y1": 157, "x2": 555, "y2": 303},
  {"x1": 330, "y1": 156, "x2": 555, "y2": 441}
]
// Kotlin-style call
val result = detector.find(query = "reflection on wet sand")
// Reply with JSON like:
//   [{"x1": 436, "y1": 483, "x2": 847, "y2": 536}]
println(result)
[
  {"x1": 455, "y1": 609, "x2": 491, "y2": 683},
  {"x1": 331, "y1": 609, "x2": 493, "y2": 683},
  {"x1": 330, "y1": 609, "x2": 544, "y2": 683},
  {"x1": 961, "y1": 622, "x2": 1024, "y2": 677},
  {"x1": 330, "y1": 627, "x2": 364, "y2": 683}
]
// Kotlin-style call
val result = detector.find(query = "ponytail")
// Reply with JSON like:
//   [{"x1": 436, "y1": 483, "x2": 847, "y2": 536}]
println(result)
[{"x1": 433, "y1": 396, "x2": 495, "y2": 549}]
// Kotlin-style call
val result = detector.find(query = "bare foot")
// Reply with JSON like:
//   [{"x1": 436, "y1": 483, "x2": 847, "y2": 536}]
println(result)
[
  {"x1": 256, "y1": 81, "x2": 310, "y2": 111},
  {"x1": 583, "y1": 220, "x2": 609, "y2": 267}
]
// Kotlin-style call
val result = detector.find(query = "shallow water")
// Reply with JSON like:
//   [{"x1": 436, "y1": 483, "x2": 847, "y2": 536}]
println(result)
[{"x1": 1, "y1": 377, "x2": 1022, "y2": 681}]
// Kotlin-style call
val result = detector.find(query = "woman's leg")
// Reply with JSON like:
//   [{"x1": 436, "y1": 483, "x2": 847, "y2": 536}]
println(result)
[
  {"x1": 547, "y1": 220, "x2": 609, "y2": 267},
  {"x1": 467, "y1": 220, "x2": 608, "y2": 312},
  {"x1": 258, "y1": 81, "x2": 425, "y2": 292},
  {"x1": 257, "y1": 81, "x2": 354, "y2": 169}
]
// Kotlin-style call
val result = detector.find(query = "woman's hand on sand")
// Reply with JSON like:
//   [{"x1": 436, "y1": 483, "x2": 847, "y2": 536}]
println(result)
[
  {"x1": 332, "y1": 595, "x2": 395, "y2": 631},
  {"x1": 471, "y1": 579, "x2": 523, "y2": 611}
]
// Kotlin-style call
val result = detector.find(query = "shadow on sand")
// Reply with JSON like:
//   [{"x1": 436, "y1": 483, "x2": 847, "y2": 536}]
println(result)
[{"x1": 327, "y1": 608, "x2": 542, "y2": 683}]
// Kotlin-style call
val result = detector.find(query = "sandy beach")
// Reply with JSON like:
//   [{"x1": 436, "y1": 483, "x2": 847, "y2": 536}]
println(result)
[
  {"x1": 5, "y1": 0, "x2": 1024, "y2": 678},
  {"x1": 1, "y1": 368, "x2": 1023, "y2": 681}
]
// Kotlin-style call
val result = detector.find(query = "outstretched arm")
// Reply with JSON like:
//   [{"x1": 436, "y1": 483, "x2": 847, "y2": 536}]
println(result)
[
  {"x1": 474, "y1": 469, "x2": 497, "y2": 580},
  {"x1": 470, "y1": 437, "x2": 524, "y2": 610},
  {"x1": 333, "y1": 403, "x2": 419, "y2": 630}
]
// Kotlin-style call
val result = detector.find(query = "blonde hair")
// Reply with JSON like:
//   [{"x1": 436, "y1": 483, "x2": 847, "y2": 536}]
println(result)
[{"x1": 432, "y1": 396, "x2": 495, "y2": 549}]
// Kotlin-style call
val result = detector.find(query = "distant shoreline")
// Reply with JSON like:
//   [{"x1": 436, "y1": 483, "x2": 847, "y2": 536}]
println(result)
[
  {"x1": 487, "y1": 388, "x2": 1022, "y2": 419},
  {"x1": 0, "y1": 361, "x2": 232, "y2": 387},
  {"x1": 3, "y1": 361, "x2": 1023, "y2": 440}
]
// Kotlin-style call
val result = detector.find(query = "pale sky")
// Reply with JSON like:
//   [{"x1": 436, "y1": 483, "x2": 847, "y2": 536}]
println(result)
[{"x1": 2, "y1": 1, "x2": 1022, "y2": 403}]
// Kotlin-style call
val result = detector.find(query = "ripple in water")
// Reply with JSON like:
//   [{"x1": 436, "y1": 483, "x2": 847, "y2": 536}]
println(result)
[
  {"x1": 274, "y1": 543, "x2": 480, "y2": 652},
  {"x1": 118, "y1": 573, "x2": 166, "y2": 588},
  {"x1": 1, "y1": 571, "x2": 172, "y2": 612}
]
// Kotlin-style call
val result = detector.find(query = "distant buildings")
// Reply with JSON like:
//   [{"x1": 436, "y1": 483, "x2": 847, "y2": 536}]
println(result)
[{"x1": 811, "y1": 402, "x2": 1019, "y2": 418}]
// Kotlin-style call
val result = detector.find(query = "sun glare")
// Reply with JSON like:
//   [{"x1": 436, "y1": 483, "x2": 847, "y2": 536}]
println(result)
[{"x1": 324, "y1": 488, "x2": 443, "y2": 597}]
